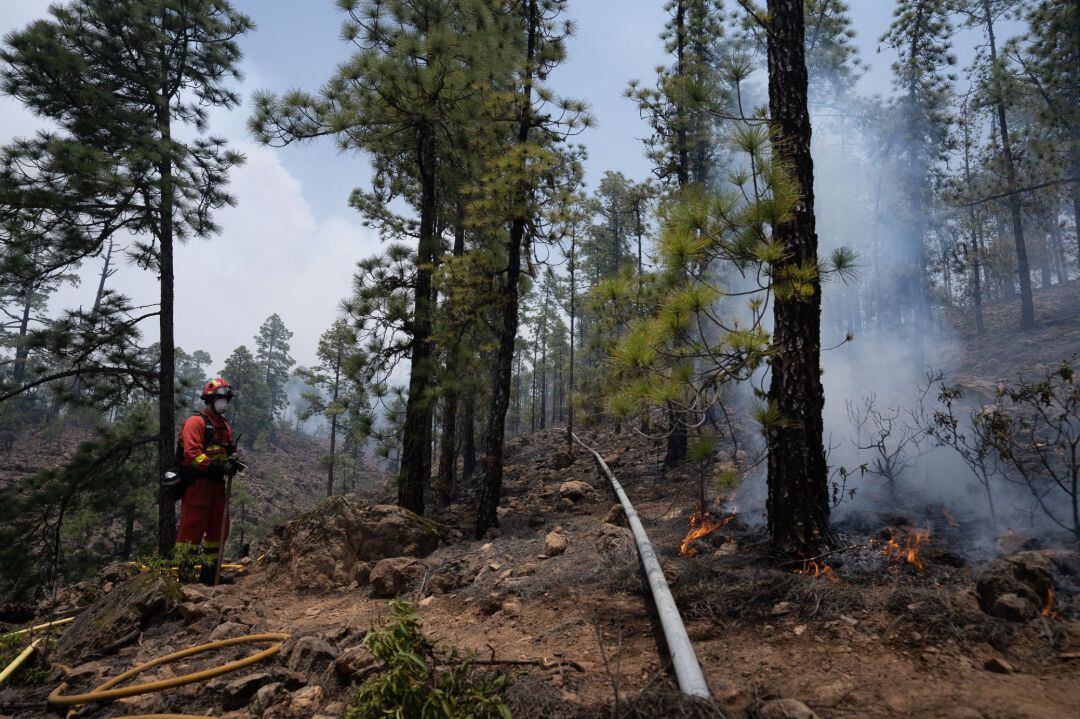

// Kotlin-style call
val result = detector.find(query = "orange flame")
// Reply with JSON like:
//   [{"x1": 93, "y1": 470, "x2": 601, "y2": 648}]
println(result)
[
  {"x1": 794, "y1": 561, "x2": 839, "y2": 582},
  {"x1": 1041, "y1": 586, "x2": 1057, "y2": 619},
  {"x1": 679, "y1": 501, "x2": 736, "y2": 557},
  {"x1": 882, "y1": 530, "x2": 930, "y2": 572},
  {"x1": 941, "y1": 508, "x2": 960, "y2": 528}
]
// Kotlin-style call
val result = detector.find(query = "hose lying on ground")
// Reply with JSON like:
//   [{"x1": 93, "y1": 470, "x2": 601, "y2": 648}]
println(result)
[
  {"x1": 0, "y1": 638, "x2": 42, "y2": 685},
  {"x1": 1, "y1": 617, "x2": 79, "y2": 687},
  {"x1": 1, "y1": 616, "x2": 75, "y2": 639},
  {"x1": 49, "y1": 632, "x2": 289, "y2": 718}
]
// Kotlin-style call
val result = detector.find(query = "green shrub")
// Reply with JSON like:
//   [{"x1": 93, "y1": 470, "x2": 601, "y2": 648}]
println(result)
[{"x1": 345, "y1": 600, "x2": 511, "y2": 719}]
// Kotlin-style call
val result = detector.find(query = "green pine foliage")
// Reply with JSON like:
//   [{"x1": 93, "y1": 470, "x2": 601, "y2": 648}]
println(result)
[{"x1": 345, "y1": 600, "x2": 511, "y2": 719}]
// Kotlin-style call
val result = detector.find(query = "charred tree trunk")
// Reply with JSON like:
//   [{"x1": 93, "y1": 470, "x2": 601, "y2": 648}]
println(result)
[
  {"x1": 764, "y1": 0, "x2": 831, "y2": 556},
  {"x1": 476, "y1": 0, "x2": 537, "y2": 539},
  {"x1": 984, "y1": 0, "x2": 1034, "y2": 328},
  {"x1": 326, "y1": 349, "x2": 340, "y2": 498},
  {"x1": 156, "y1": 65, "x2": 177, "y2": 556},
  {"x1": 434, "y1": 205, "x2": 467, "y2": 506},
  {"x1": 962, "y1": 116, "x2": 986, "y2": 334},
  {"x1": 539, "y1": 337, "x2": 547, "y2": 430},
  {"x1": 399, "y1": 122, "x2": 438, "y2": 515},
  {"x1": 462, "y1": 391, "x2": 477, "y2": 482},
  {"x1": 567, "y1": 231, "x2": 576, "y2": 452},
  {"x1": 120, "y1": 503, "x2": 136, "y2": 560},
  {"x1": 11, "y1": 282, "x2": 34, "y2": 387}
]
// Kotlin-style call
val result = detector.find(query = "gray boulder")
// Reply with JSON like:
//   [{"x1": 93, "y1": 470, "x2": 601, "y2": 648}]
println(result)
[
  {"x1": 56, "y1": 572, "x2": 179, "y2": 662},
  {"x1": 267, "y1": 497, "x2": 440, "y2": 591}
]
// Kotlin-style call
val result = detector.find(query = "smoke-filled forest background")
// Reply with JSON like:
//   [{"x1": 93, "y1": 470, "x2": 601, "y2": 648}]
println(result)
[{"x1": 0, "y1": 0, "x2": 1078, "y2": 606}]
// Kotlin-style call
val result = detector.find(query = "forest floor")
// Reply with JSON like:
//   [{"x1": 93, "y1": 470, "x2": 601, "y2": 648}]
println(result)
[
  {"x1": 4, "y1": 420, "x2": 1077, "y2": 718},
  {"x1": 3, "y1": 286, "x2": 1080, "y2": 718}
]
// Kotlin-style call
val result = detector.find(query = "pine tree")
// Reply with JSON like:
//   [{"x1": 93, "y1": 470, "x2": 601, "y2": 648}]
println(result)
[
  {"x1": 472, "y1": 0, "x2": 589, "y2": 538},
  {"x1": 880, "y1": 0, "x2": 956, "y2": 343},
  {"x1": 251, "y1": 0, "x2": 518, "y2": 516},
  {"x1": 1, "y1": 0, "x2": 252, "y2": 553},
  {"x1": 222, "y1": 345, "x2": 272, "y2": 442},
  {"x1": 1010, "y1": 0, "x2": 1080, "y2": 270},
  {"x1": 296, "y1": 318, "x2": 360, "y2": 497},
  {"x1": 254, "y1": 313, "x2": 295, "y2": 422},
  {"x1": 957, "y1": 0, "x2": 1036, "y2": 329}
]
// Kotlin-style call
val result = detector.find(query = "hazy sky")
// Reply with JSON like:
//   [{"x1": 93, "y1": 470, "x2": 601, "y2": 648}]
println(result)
[{"x1": 1, "y1": 1, "x2": 965, "y2": 369}]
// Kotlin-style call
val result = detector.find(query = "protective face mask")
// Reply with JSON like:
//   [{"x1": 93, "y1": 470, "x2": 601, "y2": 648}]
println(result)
[{"x1": 213, "y1": 398, "x2": 229, "y2": 414}]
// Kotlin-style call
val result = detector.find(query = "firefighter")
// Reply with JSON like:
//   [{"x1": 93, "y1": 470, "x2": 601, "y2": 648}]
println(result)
[{"x1": 176, "y1": 377, "x2": 239, "y2": 584}]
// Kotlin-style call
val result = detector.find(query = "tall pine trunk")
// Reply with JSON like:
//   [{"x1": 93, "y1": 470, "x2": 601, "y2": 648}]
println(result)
[
  {"x1": 567, "y1": 233, "x2": 576, "y2": 451},
  {"x1": 984, "y1": 0, "x2": 1034, "y2": 328},
  {"x1": 399, "y1": 123, "x2": 438, "y2": 514},
  {"x1": 435, "y1": 207, "x2": 467, "y2": 505},
  {"x1": 462, "y1": 391, "x2": 477, "y2": 482},
  {"x1": 156, "y1": 69, "x2": 177, "y2": 555},
  {"x1": 962, "y1": 116, "x2": 986, "y2": 334},
  {"x1": 764, "y1": 0, "x2": 830, "y2": 556},
  {"x1": 476, "y1": 0, "x2": 537, "y2": 538},
  {"x1": 326, "y1": 347, "x2": 340, "y2": 498},
  {"x1": 12, "y1": 282, "x2": 34, "y2": 387}
]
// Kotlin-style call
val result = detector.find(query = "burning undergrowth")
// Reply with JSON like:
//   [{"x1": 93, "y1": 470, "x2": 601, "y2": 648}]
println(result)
[{"x1": 667, "y1": 494, "x2": 1079, "y2": 656}]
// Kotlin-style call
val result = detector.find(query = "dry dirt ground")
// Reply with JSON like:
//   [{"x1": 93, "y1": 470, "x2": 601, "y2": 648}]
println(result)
[{"x1": 6, "y1": 423, "x2": 1076, "y2": 718}]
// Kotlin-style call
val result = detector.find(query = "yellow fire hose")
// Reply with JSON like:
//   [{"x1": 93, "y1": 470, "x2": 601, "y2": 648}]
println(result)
[
  {"x1": 1, "y1": 615, "x2": 75, "y2": 639},
  {"x1": 48, "y1": 632, "x2": 288, "y2": 719},
  {"x1": 0, "y1": 638, "x2": 43, "y2": 685}
]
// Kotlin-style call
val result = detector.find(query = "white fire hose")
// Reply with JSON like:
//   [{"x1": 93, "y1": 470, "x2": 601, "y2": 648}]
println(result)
[{"x1": 572, "y1": 432, "x2": 711, "y2": 699}]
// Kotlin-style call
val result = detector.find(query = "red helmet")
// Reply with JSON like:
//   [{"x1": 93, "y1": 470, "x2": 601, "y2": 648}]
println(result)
[{"x1": 200, "y1": 377, "x2": 234, "y2": 400}]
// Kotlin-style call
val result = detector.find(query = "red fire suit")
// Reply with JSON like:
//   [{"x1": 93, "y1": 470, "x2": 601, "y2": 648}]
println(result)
[{"x1": 176, "y1": 408, "x2": 234, "y2": 561}]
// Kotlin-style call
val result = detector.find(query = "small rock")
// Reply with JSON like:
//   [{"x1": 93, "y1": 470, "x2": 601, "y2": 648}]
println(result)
[
  {"x1": 369, "y1": 557, "x2": 428, "y2": 598},
  {"x1": 883, "y1": 693, "x2": 910, "y2": 713},
  {"x1": 995, "y1": 530, "x2": 1033, "y2": 556},
  {"x1": 209, "y1": 622, "x2": 248, "y2": 641},
  {"x1": 270, "y1": 667, "x2": 308, "y2": 690},
  {"x1": 290, "y1": 685, "x2": 326, "y2": 715},
  {"x1": 595, "y1": 523, "x2": 634, "y2": 558},
  {"x1": 756, "y1": 698, "x2": 818, "y2": 719},
  {"x1": 354, "y1": 561, "x2": 373, "y2": 586},
  {"x1": 975, "y1": 551, "x2": 1052, "y2": 621},
  {"x1": 250, "y1": 682, "x2": 289, "y2": 717},
  {"x1": 63, "y1": 661, "x2": 110, "y2": 683},
  {"x1": 283, "y1": 635, "x2": 338, "y2": 676},
  {"x1": 771, "y1": 601, "x2": 794, "y2": 616},
  {"x1": 98, "y1": 561, "x2": 140, "y2": 586},
  {"x1": 551, "y1": 451, "x2": 575, "y2": 470},
  {"x1": 219, "y1": 671, "x2": 274, "y2": 710},
  {"x1": 984, "y1": 657, "x2": 1014, "y2": 674},
  {"x1": 178, "y1": 601, "x2": 212, "y2": 622},
  {"x1": 419, "y1": 595, "x2": 435, "y2": 607},
  {"x1": 713, "y1": 542, "x2": 738, "y2": 557},
  {"x1": 335, "y1": 646, "x2": 376, "y2": 681},
  {"x1": 428, "y1": 558, "x2": 477, "y2": 595},
  {"x1": 558, "y1": 480, "x2": 595, "y2": 502},
  {"x1": 839, "y1": 614, "x2": 858, "y2": 628},
  {"x1": 180, "y1": 585, "x2": 211, "y2": 604},
  {"x1": 545, "y1": 532, "x2": 568, "y2": 556},
  {"x1": 517, "y1": 563, "x2": 537, "y2": 576},
  {"x1": 793, "y1": 625, "x2": 807, "y2": 637},
  {"x1": 602, "y1": 504, "x2": 628, "y2": 527}
]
